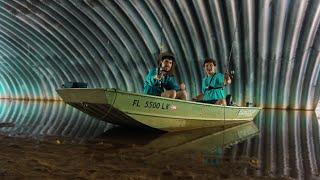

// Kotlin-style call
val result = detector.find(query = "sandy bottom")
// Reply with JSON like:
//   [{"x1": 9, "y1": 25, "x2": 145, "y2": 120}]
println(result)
[{"x1": 0, "y1": 133, "x2": 290, "y2": 180}]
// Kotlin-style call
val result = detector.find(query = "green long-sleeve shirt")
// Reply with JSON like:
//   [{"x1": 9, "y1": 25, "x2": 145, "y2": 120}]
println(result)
[
  {"x1": 143, "y1": 68, "x2": 179, "y2": 96},
  {"x1": 202, "y1": 73, "x2": 225, "y2": 101}
]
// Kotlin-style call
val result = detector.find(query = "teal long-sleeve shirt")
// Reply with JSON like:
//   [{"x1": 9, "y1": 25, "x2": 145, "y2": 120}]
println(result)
[
  {"x1": 202, "y1": 73, "x2": 225, "y2": 101},
  {"x1": 143, "y1": 68, "x2": 179, "y2": 96}
]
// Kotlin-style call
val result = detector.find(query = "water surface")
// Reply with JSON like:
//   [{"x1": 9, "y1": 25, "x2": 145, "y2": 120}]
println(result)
[{"x1": 0, "y1": 100, "x2": 319, "y2": 179}]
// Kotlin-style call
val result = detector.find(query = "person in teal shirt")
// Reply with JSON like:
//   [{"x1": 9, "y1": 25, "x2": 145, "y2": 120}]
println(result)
[
  {"x1": 193, "y1": 58, "x2": 231, "y2": 105},
  {"x1": 143, "y1": 52, "x2": 188, "y2": 100}
]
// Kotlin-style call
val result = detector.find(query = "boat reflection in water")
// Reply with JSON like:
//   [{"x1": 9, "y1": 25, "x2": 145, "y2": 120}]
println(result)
[
  {"x1": 99, "y1": 121, "x2": 259, "y2": 162},
  {"x1": 143, "y1": 122, "x2": 258, "y2": 155},
  {"x1": 0, "y1": 100, "x2": 319, "y2": 179},
  {"x1": 139, "y1": 122, "x2": 259, "y2": 168}
]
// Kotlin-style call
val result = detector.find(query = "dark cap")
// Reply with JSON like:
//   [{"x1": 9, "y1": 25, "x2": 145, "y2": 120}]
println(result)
[{"x1": 159, "y1": 51, "x2": 175, "y2": 61}]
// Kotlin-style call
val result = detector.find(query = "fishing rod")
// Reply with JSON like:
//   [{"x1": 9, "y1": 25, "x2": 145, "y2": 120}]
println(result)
[
  {"x1": 225, "y1": 26, "x2": 238, "y2": 80},
  {"x1": 156, "y1": 11, "x2": 167, "y2": 87},
  {"x1": 157, "y1": 12, "x2": 165, "y2": 76},
  {"x1": 159, "y1": 11, "x2": 164, "y2": 54},
  {"x1": 221, "y1": 2, "x2": 243, "y2": 156}
]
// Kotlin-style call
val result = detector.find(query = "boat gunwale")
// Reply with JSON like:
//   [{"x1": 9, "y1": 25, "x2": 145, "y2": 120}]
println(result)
[
  {"x1": 56, "y1": 88, "x2": 261, "y2": 110},
  {"x1": 125, "y1": 111, "x2": 254, "y2": 121}
]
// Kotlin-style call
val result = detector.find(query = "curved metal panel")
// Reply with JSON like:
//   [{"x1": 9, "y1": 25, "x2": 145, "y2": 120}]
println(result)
[
  {"x1": 0, "y1": 100, "x2": 111, "y2": 141},
  {"x1": 0, "y1": 0, "x2": 318, "y2": 110}
]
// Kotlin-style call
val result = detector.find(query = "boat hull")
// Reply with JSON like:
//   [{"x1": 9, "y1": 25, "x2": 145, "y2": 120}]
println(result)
[{"x1": 56, "y1": 88, "x2": 261, "y2": 132}]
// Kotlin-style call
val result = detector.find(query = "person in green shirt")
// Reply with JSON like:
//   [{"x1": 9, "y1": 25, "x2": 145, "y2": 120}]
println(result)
[
  {"x1": 143, "y1": 52, "x2": 188, "y2": 100},
  {"x1": 193, "y1": 58, "x2": 231, "y2": 105}
]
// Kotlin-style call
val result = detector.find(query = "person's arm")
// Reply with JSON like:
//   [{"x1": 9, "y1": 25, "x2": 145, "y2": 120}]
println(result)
[
  {"x1": 192, "y1": 78, "x2": 206, "y2": 101},
  {"x1": 166, "y1": 76, "x2": 180, "y2": 91},
  {"x1": 201, "y1": 78, "x2": 206, "y2": 94},
  {"x1": 143, "y1": 69, "x2": 160, "y2": 94}
]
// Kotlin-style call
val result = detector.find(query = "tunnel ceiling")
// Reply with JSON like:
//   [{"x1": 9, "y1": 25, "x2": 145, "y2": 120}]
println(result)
[{"x1": 0, "y1": 0, "x2": 319, "y2": 110}]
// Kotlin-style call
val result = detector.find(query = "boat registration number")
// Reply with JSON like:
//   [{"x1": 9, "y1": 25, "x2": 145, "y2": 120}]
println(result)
[{"x1": 132, "y1": 99, "x2": 172, "y2": 110}]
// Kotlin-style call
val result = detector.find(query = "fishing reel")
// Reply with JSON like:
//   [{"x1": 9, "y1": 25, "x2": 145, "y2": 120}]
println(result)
[
  {"x1": 230, "y1": 70, "x2": 235, "y2": 79},
  {"x1": 225, "y1": 70, "x2": 235, "y2": 79}
]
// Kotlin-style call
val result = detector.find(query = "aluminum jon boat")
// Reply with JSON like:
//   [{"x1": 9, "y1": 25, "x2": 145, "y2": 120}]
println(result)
[{"x1": 56, "y1": 88, "x2": 261, "y2": 132}]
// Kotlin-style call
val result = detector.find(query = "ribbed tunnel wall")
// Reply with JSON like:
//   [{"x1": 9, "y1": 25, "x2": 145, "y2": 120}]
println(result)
[{"x1": 0, "y1": 0, "x2": 319, "y2": 110}]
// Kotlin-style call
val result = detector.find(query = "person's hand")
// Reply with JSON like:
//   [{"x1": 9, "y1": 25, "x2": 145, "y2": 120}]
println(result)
[
  {"x1": 192, "y1": 93, "x2": 203, "y2": 101},
  {"x1": 224, "y1": 72, "x2": 230, "y2": 78},
  {"x1": 224, "y1": 72, "x2": 232, "y2": 85},
  {"x1": 179, "y1": 83, "x2": 186, "y2": 90},
  {"x1": 154, "y1": 71, "x2": 165, "y2": 80}
]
